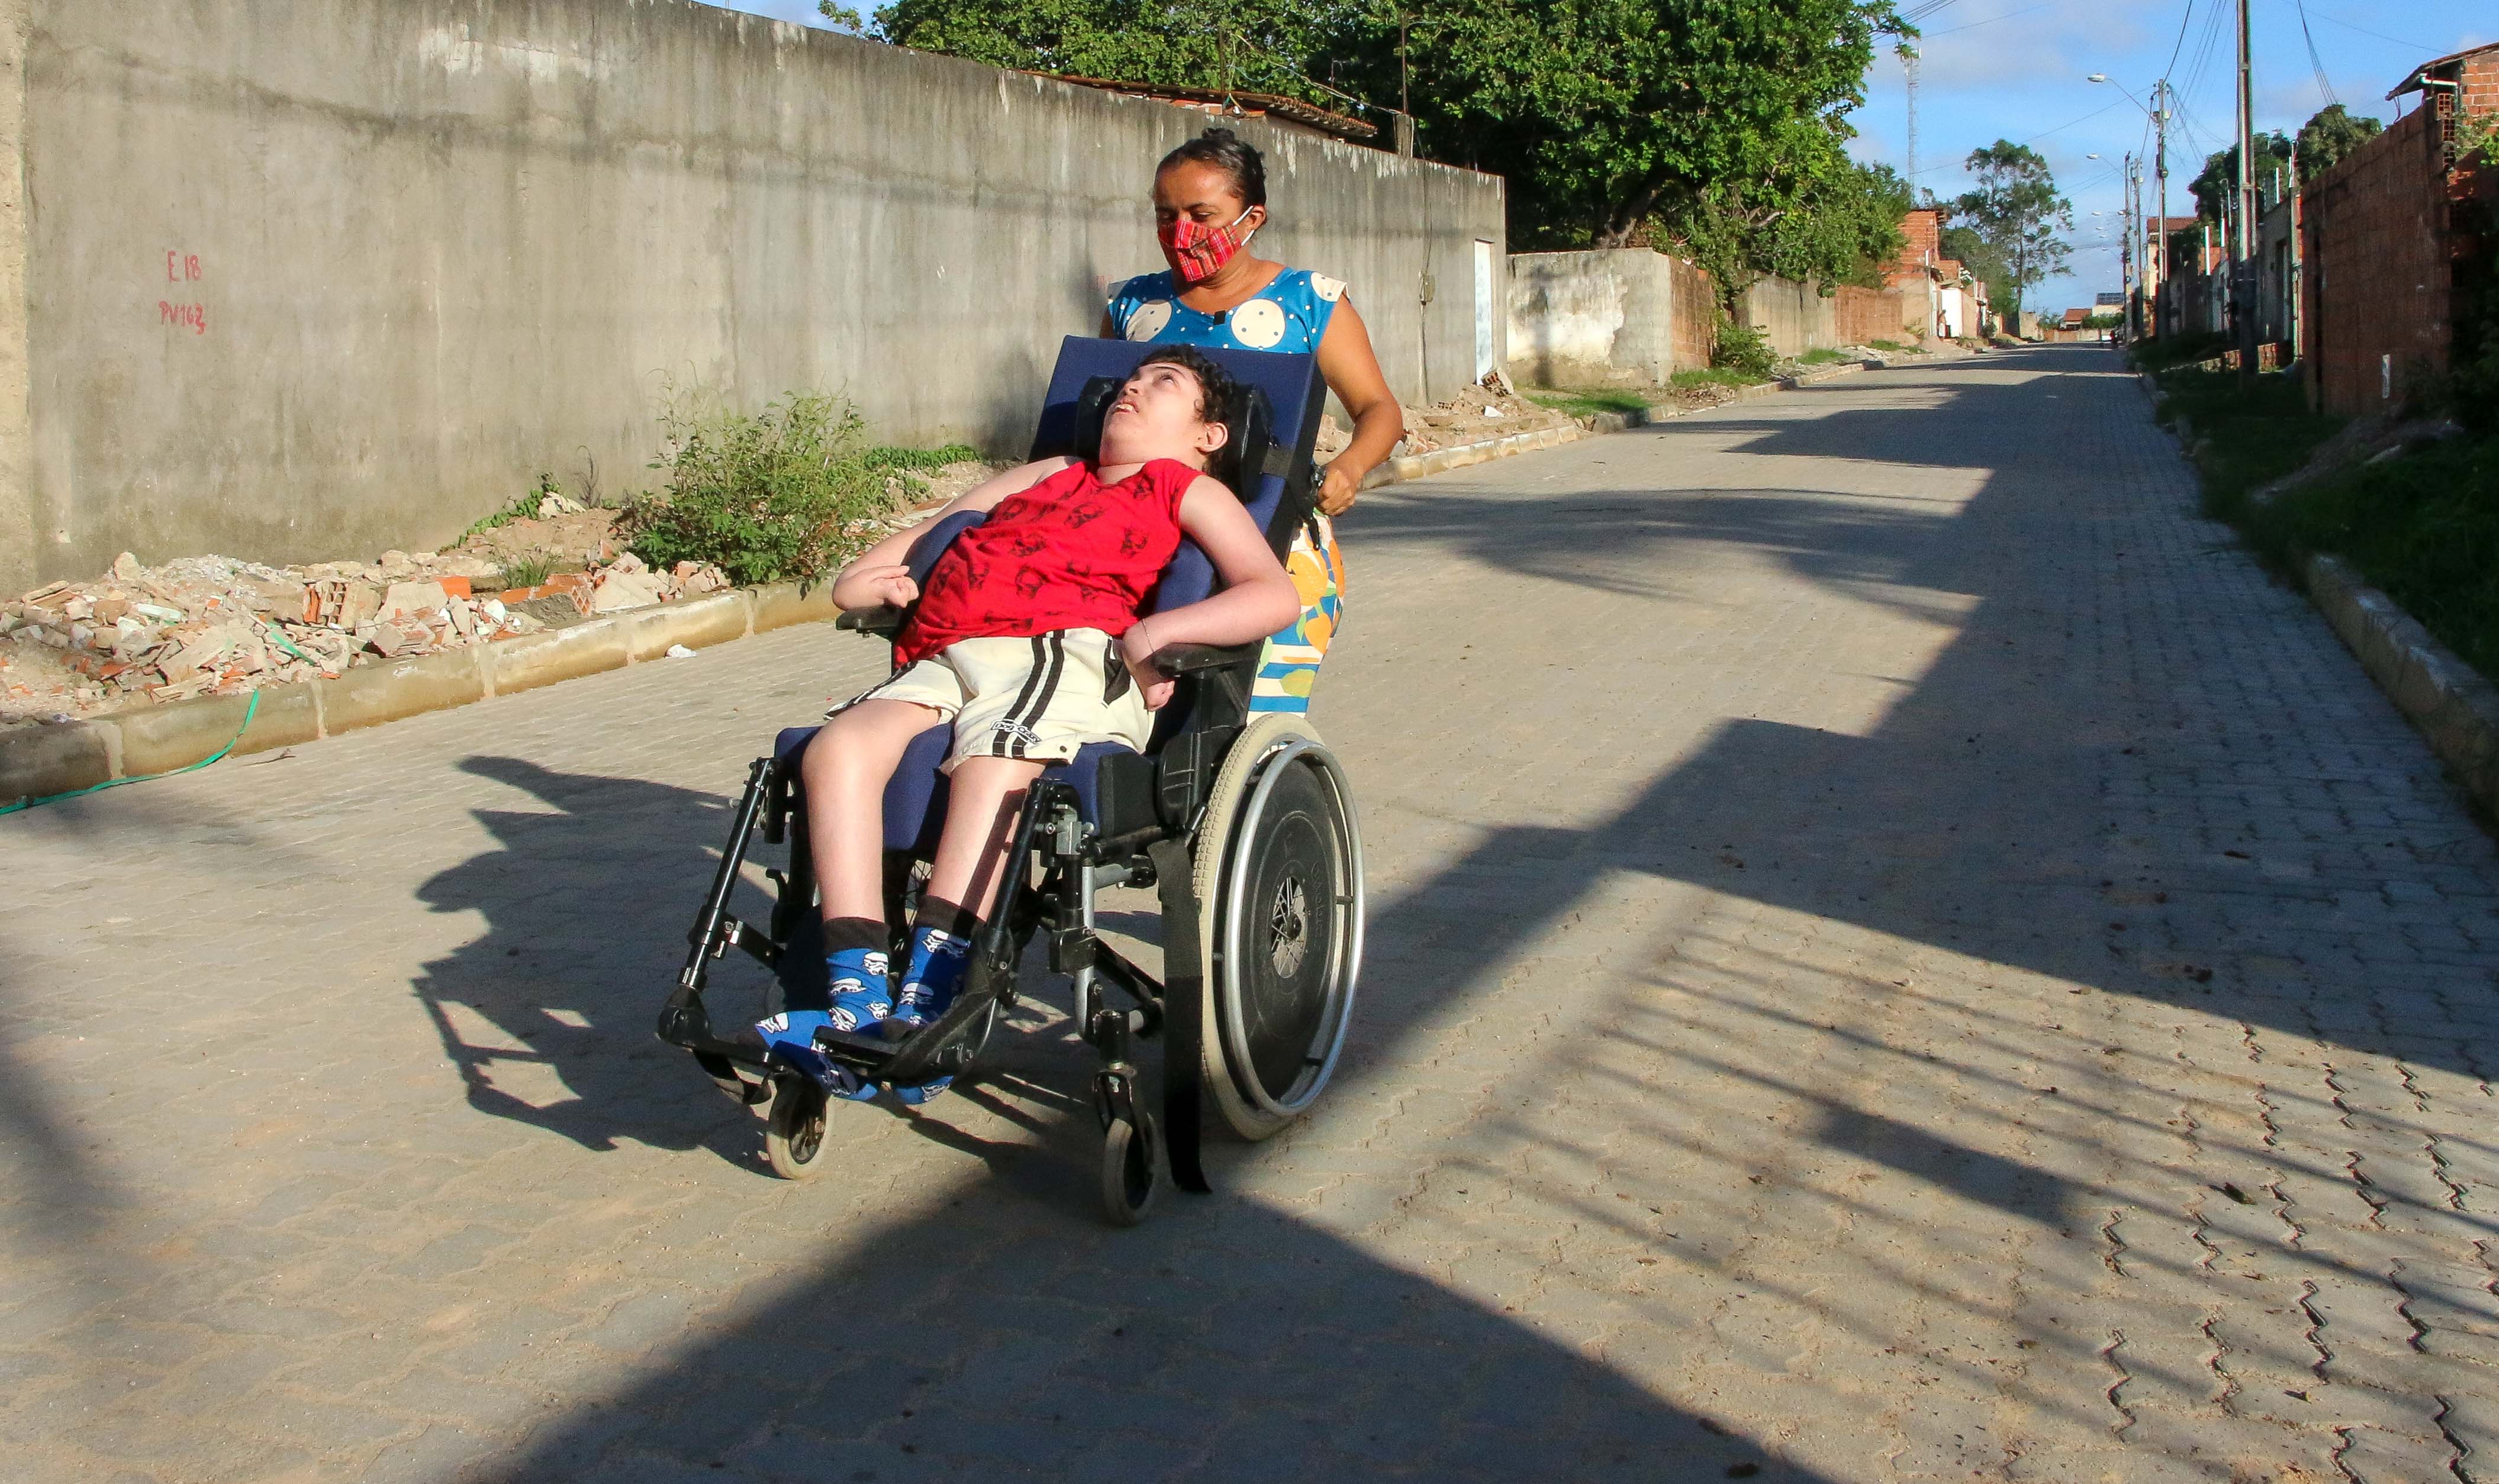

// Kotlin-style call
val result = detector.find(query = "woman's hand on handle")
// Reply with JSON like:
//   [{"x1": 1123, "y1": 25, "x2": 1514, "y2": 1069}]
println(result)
[{"x1": 1317, "y1": 462, "x2": 1363, "y2": 517}]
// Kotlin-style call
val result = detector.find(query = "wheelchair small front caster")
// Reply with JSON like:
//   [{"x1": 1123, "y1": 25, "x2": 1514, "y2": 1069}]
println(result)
[
  {"x1": 1099, "y1": 1111, "x2": 1167, "y2": 1226},
  {"x1": 764, "y1": 1078, "x2": 830, "y2": 1180}
]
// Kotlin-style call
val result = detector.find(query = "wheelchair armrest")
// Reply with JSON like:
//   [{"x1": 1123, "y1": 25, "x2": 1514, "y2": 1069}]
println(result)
[
  {"x1": 835, "y1": 605, "x2": 906, "y2": 637},
  {"x1": 1152, "y1": 641, "x2": 1256, "y2": 676}
]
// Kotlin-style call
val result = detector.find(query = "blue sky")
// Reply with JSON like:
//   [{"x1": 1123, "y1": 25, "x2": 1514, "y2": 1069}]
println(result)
[
  {"x1": 1848, "y1": 0, "x2": 2495, "y2": 312},
  {"x1": 710, "y1": 0, "x2": 2492, "y2": 316}
]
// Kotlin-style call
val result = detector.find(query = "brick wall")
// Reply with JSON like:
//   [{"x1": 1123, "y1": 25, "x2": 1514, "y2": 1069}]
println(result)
[
  {"x1": 2463, "y1": 48, "x2": 2499, "y2": 115},
  {"x1": 1894, "y1": 209, "x2": 1940, "y2": 276},
  {"x1": 2302, "y1": 106, "x2": 2452, "y2": 415},
  {"x1": 1834, "y1": 285, "x2": 1907, "y2": 345}
]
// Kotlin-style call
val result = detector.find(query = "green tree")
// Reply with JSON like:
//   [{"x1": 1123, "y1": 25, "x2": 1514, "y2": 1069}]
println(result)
[
  {"x1": 864, "y1": 0, "x2": 1360, "y2": 103},
  {"x1": 2186, "y1": 132, "x2": 2292, "y2": 221},
  {"x1": 1664, "y1": 156, "x2": 1913, "y2": 313},
  {"x1": 1949, "y1": 140, "x2": 2070, "y2": 321},
  {"x1": 1396, "y1": 0, "x2": 1903, "y2": 249},
  {"x1": 862, "y1": 0, "x2": 1907, "y2": 262},
  {"x1": 1936, "y1": 222, "x2": 2007, "y2": 295},
  {"x1": 2293, "y1": 104, "x2": 2382, "y2": 179}
]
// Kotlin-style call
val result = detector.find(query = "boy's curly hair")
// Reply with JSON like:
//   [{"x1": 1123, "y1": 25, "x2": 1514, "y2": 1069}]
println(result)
[
  {"x1": 1136, "y1": 344, "x2": 1242, "y2": 426},
  {"x1": 1133, "y1": 345, "x2": 1250, "y2": 486}
]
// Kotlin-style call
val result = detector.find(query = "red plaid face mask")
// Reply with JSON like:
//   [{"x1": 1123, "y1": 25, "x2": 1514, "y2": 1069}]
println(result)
[{"x1": 1159, "y1": 208, "x2": 1255, "y2": 285}]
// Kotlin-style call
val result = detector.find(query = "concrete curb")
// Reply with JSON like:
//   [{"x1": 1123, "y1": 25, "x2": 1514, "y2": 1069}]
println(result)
[
  {"x1": 2139, "y1": 360, "x2": 2499, "y2": 817},
  {"x1": 3, "y1": 357, "x2": 1894, "y2": 806},
  {"x1": 2303, "y1": 555, "x2": 2499, "y2": 819},
  {"x1": 1, "y1": 578, "x2": 838, "y2": 807}
]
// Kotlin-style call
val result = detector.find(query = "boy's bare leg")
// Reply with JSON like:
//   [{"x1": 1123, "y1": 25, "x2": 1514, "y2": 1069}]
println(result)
[
  {"x1": 926, "y1": 756, "x2": 1048, "y2": 922},
  {"x1": 801, "y1": 699, "x2": 945, "y2": 923}
]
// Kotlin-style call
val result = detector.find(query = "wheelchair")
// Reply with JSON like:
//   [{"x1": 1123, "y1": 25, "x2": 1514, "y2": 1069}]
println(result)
[{"x1": 656, "y1": 337, "x2": 1366, "y2": 1224}]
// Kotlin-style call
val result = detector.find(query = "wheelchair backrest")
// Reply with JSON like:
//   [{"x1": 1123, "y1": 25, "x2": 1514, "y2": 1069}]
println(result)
[{"x1": 1028, "y1": 337, "x2": 1327, "y2": 617}]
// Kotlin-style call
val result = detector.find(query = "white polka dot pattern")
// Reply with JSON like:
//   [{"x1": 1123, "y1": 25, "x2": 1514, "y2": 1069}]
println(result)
[
  {"x1": 1228, "y1": 298, "x2": 1287, "y2": 349},
  {"x1": 1124, "y1": 299, "x2": 1173, "y2": 341}
]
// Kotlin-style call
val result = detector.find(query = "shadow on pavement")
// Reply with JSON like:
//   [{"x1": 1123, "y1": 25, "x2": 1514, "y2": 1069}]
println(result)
[{"x1": 427, "y1": 346, "x2": 2494, "y2": 1478}]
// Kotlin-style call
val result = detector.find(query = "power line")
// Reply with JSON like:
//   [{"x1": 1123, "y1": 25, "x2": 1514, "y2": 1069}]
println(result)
[
  {"x1": 2292, "y1": 0, "x2": 2337, "y2": 107},
  {"x1": 1906, "y1": 96, "x2": 2128, "y2": 178},
  {"x1": 1924, "y1": 1, "x2": 2060, "y2": 38},
  {"x1": 2160, "y1": 0, "x2": 2198, "y2": 85},
  {"x1": 2300, "y1": 9, "x2": 2430, "y2": 52}
]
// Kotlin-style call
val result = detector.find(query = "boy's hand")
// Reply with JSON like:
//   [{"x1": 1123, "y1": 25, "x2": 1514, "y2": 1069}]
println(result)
[
  {"x1": 833, "y1": 564, "x2": 918, "y2": 611},
  {"x1": 1119, "y1": 624, "x2": 1177, "y2": 711}
]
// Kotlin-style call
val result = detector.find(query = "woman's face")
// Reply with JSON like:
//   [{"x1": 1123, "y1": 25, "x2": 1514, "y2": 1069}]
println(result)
[{"x1": 1152, "y1": 160, "x2": 1265, "y2": 241}]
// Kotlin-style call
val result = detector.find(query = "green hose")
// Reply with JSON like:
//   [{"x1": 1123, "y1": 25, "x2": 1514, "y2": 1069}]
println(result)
[{"x1": 0, "y1": 689, "x2": 261, "y2": 816}]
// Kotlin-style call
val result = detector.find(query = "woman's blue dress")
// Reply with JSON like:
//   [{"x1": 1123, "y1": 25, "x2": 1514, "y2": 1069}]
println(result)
[{"x1": 1106, "y1": 268, "x2": 1350, "y2": 714}]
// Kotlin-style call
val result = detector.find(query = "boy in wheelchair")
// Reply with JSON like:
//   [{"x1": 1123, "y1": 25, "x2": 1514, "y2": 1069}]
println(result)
[{"x1": 756, "y1": 346, "x2": 1302, "y2": 1104}]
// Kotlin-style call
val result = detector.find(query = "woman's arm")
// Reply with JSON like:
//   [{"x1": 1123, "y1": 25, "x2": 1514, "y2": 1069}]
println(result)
[
  {"x1": 829, "y1": 456, "x2": 1077, "y2": 611},
  {"x1": 1118, "y1": 475, "x2": 1302, "y2": 706},
  {"x1": 1312, "y1": 296, "x2": 1405, "y2": 517}
]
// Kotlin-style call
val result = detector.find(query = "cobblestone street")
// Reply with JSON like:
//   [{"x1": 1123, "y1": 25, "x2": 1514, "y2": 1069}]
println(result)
[{"x1": 8, "y1": 346, "x2": 2499, "y2": 1482}]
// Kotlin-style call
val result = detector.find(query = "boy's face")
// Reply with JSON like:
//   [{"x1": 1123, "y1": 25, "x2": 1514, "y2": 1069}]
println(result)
[{"x1": 1101, "y1": 361, "x2": 1229, "y2": 469}]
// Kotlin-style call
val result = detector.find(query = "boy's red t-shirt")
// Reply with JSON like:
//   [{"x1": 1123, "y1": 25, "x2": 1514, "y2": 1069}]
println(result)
[{"x1": 895, "y1": 457, "x2": 1196, "y2": 665}]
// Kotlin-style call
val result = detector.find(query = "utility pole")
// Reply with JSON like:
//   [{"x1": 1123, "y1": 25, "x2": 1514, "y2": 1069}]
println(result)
[
  {"x1": 2234, "y1": 0, "x2": 2258, "y2": 381},
  {"x1": 2153, "y1": 79, "x2": 2170, "y2": 339},
  {"x1": 2126, "y1": 154, "x2": 2144, "y2": 341},
  {"x1": 1905, "y1": 47, "x2": 1920, "y2": 183}
]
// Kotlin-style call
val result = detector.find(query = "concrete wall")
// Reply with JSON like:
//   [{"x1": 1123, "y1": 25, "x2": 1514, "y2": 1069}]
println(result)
[
  {"x1": 1739, "y1": 278, "x2": 1838, "y2": 359},
  {"x1": 1, "y1": 0, "x2": 1506, "y2": 591},
  {"x1": 1506, "y1": 247, "x2": 1928, "y2": 382},
  {"x1": 1505, "y1": 248, "x2": 1711, "y2": 385}
]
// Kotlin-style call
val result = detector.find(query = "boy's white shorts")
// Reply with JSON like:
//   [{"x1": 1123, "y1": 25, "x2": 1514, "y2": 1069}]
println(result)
[{"x1": 833, "y1": 628, "x2": 1153, "y2": 770}]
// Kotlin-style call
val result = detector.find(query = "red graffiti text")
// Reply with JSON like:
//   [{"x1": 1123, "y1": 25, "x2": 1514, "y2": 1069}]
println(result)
[
  {"x1": 165, "y1": 250, "x2": 202, "y2": 282},
  {"x1": 160, "y1": 301, "x2": 207, "y2": 335}
]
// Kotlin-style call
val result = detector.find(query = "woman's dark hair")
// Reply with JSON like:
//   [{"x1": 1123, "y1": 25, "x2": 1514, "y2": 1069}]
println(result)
[{"x1": 1157, "y1": 127, "x2": 1267, "y2": 212}]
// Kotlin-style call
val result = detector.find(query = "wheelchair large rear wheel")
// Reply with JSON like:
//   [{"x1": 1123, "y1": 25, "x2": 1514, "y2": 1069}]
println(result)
[{"x1": 1191, "y1": 714, "x2": 1365, "y2": 1141}]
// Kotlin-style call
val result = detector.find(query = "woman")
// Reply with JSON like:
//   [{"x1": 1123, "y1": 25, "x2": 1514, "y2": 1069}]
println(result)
[{"x1": 1099, "y1": 127, "x2": 1403, "y2": 714}]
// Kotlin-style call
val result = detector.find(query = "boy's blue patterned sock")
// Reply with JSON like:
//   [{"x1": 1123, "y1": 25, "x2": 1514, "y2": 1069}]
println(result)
[{"x1": 893, "y1": 925, "x2": 974, "y2": 1030}]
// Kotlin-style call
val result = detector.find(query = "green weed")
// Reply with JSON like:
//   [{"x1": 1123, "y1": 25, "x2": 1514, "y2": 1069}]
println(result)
[
  {"x1": 617, "y1": 389, "x2": 891, "y2": 586},
  {"x1": 861, "y1": 444, "x2": 982, "y2": 472},
  {"x1": 2253, "y1": 437, "x2": 2499, "y2": 678},
  {"x1": 1711, "y1": 324, "x2": 1778, "y2": 382},
  {"x1": 498, "y1": 553, "x2": 556, "y2": 592},
  {"x1": 463, "y1": 477, "x2": 556, "y2": 540}
]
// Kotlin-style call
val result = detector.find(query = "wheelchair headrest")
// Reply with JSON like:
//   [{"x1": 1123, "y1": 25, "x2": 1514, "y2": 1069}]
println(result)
[
  {"x1": 1070, "y1": 373, "x2": 1274, "y2": 499},
  {"x1": 1030, "y1": 338, "x2": 1325, "y2": 559}
]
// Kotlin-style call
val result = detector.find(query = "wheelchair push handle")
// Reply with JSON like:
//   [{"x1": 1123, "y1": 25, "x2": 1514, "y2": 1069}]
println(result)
[
  {"x1": 1146, "y1": 641, "x2": 1257, "y2": 676},
  {"x1": 835, "y1": 605, "x2": 906, "y2": 636}
]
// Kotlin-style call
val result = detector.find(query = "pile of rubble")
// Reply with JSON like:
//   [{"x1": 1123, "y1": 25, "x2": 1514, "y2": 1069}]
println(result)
[
  {"x1": 1312, "y1": 376, "x2": 1575, "y2": 460},
  {"x1": 2, "y1": 546, "x2": 729, "y2": 722}
]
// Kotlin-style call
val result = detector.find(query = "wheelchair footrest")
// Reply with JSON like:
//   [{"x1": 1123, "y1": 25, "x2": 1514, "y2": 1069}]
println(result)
[{"x1": 807, "y1": 986, "x2": 999, "y2": 1085}]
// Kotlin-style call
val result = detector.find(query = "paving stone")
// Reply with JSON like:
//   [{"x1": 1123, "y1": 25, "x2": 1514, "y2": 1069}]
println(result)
[{"x1": 8, "y1": 349, "x2": 2499, "y2": 1480}]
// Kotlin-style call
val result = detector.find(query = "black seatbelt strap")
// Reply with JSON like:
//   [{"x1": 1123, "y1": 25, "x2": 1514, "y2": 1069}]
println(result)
[{"x1": 1149, "y1": 837, "x2": 1211, "y2": 1195}]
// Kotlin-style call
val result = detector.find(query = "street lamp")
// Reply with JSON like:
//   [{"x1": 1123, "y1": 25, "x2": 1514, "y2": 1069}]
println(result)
[{"x1": 2089, "y1": 73, "x2": 2170, "y2": 339}]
